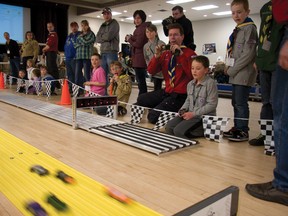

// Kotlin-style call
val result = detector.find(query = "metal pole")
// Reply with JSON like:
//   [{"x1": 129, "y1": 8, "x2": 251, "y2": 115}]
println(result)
[
  {"x1": 72, "y1": 97, "x2": 78, "y2": 129},
  {"x1": 113, "y1": 104, "x2": 118, "y2": 120}
]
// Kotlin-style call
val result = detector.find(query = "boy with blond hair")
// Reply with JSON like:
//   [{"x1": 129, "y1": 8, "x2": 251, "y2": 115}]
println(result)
[
  {"x1": 109, "y1": 61, "x2": 132, "y2": 115},
  {"x1": 165, "y1": 56, "x2": 218, "y2": 138},
  {"x1": 223, "y1": 0, "x2": 258, "y2": 141}
]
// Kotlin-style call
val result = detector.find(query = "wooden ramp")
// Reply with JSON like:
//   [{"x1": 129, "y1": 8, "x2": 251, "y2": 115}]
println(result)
[{"x1": 0, "y1": 129, "x2": 162, "y2": 216}]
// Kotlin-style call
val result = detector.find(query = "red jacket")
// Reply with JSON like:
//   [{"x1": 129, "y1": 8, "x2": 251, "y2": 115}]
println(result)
[
  {"x1": 273, "y1": 0, "x2": 288, "y2": 24},
  {"x1": 148, "y1": 48, "x2": 197, "y2": 94},
  {"x1": 46, "y1": 31, "x2": 58, "y2": 52}
]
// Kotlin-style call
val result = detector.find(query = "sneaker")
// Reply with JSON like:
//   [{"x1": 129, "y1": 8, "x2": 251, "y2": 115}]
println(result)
[
  {"x1": 223, "y1": 127, "x2": 236, "y2": 138},
  {"x1": 249, "y1": 134, "x2": 265, "y2": 146},
  {"x1": 228, "y1": 130, "x2": 249, "y2": 142}
]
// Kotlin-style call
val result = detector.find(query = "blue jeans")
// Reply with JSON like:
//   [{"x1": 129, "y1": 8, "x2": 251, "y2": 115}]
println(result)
[
  {"x1": 9, "y1": 57, "x2": 20, "y2": 78},
  {"x1": 231, "y1": 84, "x2": 250, "y2": 132},
  {"x1": 272, "y1": 28, "x2": 288, "y2": 192},
  {"x1": 65, "y1": 59, "x2": 76, "y2": 84},
  {"x1": 75, "y1": 59, "x2": 91, "y2": 87},
  {"x1": 101, "y1": 53, "x2": 118, "y2": 84},
  {"x1": 260, "y1": 70, "x2": 275, "y2": 120},
  {"x1": 134, "y1": 67, "x2": 147, "y2": 95}
]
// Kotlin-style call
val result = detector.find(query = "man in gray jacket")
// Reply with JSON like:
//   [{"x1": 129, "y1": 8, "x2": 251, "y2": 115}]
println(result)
[{"x1": 96, "y1": 7, "x2": 120, "y2": 85}]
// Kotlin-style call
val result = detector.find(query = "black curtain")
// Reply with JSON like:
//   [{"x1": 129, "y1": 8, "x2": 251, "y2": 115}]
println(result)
[
  {"x1": 0, "y1": 0, "x2": 68, "y2": 51},
  {"x1": 31, "y1": 2, "x2": 68, "y2": 51}
]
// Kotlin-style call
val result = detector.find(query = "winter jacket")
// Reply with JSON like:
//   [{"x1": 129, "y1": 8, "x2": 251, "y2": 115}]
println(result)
[
  {"x1": 128, "y1": 22, "x2": 150, "y2": 68},
  {"x1": 96, "y1": 19, "x2": 120, "y2": 54}
]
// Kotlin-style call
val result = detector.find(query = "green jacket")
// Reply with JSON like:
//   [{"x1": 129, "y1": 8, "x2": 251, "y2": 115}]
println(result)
[
  {"x1": 256, "y1": 1, "x2": 284, "y2": 71},
  {"x1": 110, "y1": 73, "x2": 132, "y2": 107}
]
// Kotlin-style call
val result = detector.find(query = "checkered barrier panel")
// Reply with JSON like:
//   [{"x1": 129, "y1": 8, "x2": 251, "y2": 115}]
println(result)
[
  {"x1": 202, "y1": 115, "x2": 230, "y2": 142},
  {"x1": 259, "y1": 120, "x2": 275, "y2": 156},
  {"x1": 153, "y1": 111, "x2": 176, "y2": 131},
  {"x1": 130, "y1": 105, "x2": 145, "y2": 124}
]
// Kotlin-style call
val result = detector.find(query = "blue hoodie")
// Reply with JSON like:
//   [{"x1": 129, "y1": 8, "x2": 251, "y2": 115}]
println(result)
[{"x1": 64, "y1": 31, "x2": 80, "y2": 60}]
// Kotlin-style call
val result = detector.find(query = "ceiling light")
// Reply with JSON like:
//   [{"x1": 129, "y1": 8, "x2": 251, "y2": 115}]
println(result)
[
  {"x1": 166, "y1": 0, "x2": 195, "y2": 5},
  {"x1": 148, "y1": 15, "x2": 152, "y2": 17},
  {"x1": 213, "y1": 11, "x2": 232, "y2": 16},
  {"x1": 126, "y1": 17, "x2": 134, "y2": 20},
  {"x1": 97, "y1": 15, "x2": 100, "y2": 18},
  {"x1": 112, "y1": 12, "x2": 121, "y2": 16},
  {"x1": 226, "y1": 3, "x2": 230, "y2": 6},
  {"x1": 123, "y1": 10, "x2": 127, "y2": 13},
  {"x1": 203, "y1": 15, "x2": 207, "y2": 17},
  {"x1": 152, "y1": 20, "x2": 162, "y2": 24},
  {"x1": 192, "y1": 5, "x2": 219, "y2": 10},
  {"x1": 121, "y1": 19, "x2": 124, "y2": 21}
]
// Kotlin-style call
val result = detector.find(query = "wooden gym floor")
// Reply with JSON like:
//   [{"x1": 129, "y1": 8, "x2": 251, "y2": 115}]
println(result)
[{"x1": 0, "y1": 85, "x2": 287, "y2": 216}]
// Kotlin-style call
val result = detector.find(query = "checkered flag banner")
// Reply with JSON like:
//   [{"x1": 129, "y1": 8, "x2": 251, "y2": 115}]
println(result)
[
  {"x1": 16, "y1": 78, "x2": 24, "y2": 92},
  {"x1": 29, "y1": 80, "x2": 34, "y2": 87},
  {"x1": 3, "y1": 73, "x2": 7, "y2": 86},
  {"x1": 153, "y1": 111, "x2": 176, "y2": 131},
  {"x1": 59, "y1": 79, "x2": 64, "y2": 87},
  {"x1": 72, "y1": 83, "x2": 80, "y2": 98},
  {"x1": 9, "y1": 76, "x2": 13, "y2": 87},
  {"x1": 259, "y1": 120, "x2": 275, "y2": 156},
  {"x1": 130, "y1": 105, "x2": 145, "y2": 124},
  {"x1": 34, "y1": 81, "x2": 41, "y2": 95},
  {"x1": 25, "y1": 80, "x2": 30, "y2": 94},
  {"x1": 106, "y1": 105, "x2": 114, "y2": 118},
  {"x1": 44, "y1": 81, "x2": 52, "y2": 97},
  {"x1": 202, "y1": 115, "x2": 230, "y2": 142}
]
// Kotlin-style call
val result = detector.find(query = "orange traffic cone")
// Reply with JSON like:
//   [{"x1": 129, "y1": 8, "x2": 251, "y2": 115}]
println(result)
[
  {"x1": 0, "y1": 72, "x2": 5, "y2": 89},
  {"x1": 57, "y1": 79, "x2": 72, "y2": 105}
]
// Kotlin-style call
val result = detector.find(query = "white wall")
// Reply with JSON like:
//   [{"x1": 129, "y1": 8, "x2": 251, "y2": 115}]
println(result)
[
  {"x1": 68, "y1": 6, "x2": 260, "y2": 65},
  {"x1": 192, "y1": 14, "x2": 261, "y2": 64}
]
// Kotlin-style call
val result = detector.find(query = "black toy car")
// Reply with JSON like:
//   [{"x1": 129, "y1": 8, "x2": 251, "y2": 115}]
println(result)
[{"x1": 30, "y1": 165, "x2": 49, "y2": 176}]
